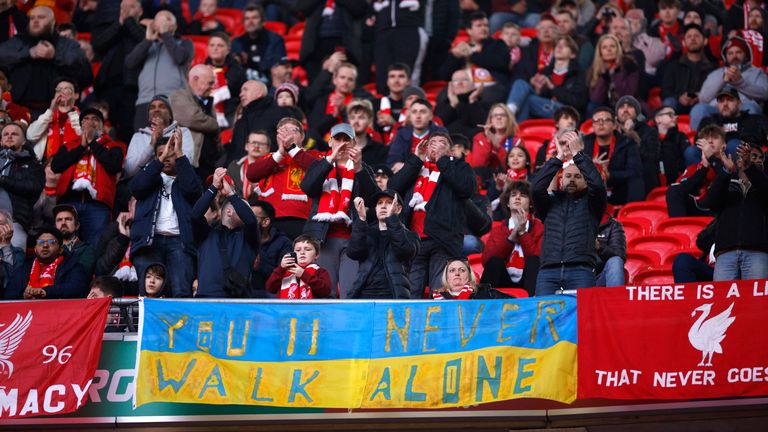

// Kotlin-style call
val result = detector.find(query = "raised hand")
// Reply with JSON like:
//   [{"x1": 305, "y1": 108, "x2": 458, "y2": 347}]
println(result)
[{"x1": 354, "y1": 196, "x2": 366, "y2": 221}]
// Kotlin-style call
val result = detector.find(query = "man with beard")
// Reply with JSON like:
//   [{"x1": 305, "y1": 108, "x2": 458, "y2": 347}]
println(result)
[
  {"x1": 615, "y1": 96, "x2": 661, "y2": 196},
  {"x1": 661, "y1": 24, "x2": 716, "y2": 115},
  {"x1": 5, "y1": 226, "x2": 89, "y2": 299},
  {"x1": 0, "y1": 6, "x2": 91, "y2": 118},
  {"x1": 532, "y1": 130, "x2": 607, "y2": 296},
  {"x1": 53, "y1": 204, "x2": 95, "y2": 278}
]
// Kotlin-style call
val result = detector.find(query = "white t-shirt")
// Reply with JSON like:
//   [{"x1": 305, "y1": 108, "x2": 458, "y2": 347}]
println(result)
[{"x1": 155, "y1": 173, "x2": 180, "y2": 235}]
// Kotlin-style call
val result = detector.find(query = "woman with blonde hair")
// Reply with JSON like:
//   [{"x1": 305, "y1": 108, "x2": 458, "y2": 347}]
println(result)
[
  {"x1": 587, "y1": 34, "x2": 640, "y2": 114},
  {"x1": 432, "y1": 258, "x2": 478, "y2": 300},
  {"x1": 470, "y1": 103, "x2": 524, "y2": 171}
]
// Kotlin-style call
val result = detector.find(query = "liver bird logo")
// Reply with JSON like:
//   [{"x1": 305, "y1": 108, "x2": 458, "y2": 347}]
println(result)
[
  {"x1": 688, "y1": 303, "x2": 735, "y2": 367},
  {"x1": 0, "y1": 311, "x2": 33, "y2": 379}
]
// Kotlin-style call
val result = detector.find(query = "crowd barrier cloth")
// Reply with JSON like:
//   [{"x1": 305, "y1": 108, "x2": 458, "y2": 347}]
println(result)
[
  {"x1": 0, "y1": 298, "x2": 111, "y2": 419},
  {"x1": 578, "y1": 279, "x2": 768, "y2": 400},
  {"x1": 134, "y1": 297, "x2": 578, "y2": 409}
]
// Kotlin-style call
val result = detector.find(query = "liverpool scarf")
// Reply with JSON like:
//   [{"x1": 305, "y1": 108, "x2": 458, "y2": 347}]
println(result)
[
  {"x1": 409, "y1": 160, "x2": 440, "y2": 212},
  {"x1": 312, "y1": 159, "x2": 355, "y2": 225},
  {"x1": 279, "y1": 264, "x2": 320, "y2": 299},
  {"x1": 505, "y1": 218, "x2": 529, "y2": 283},
  {"x1": 28, "y1": 255, "x2": 64, "y2": 289}
]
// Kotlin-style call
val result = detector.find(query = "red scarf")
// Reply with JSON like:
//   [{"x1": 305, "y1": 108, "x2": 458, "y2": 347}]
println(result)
[
  {"x1": 325, "y1": 90, "x2": 353, "y2": 123},
  {"x1": 658, "y1": 21, "x2": 680, "y2": 58},
  {"x1": 322, "y1": 0, "x2": 335, "y2": 16},
  {"x1": 537, "y1": 45, "x2": 553, "y2": 71},
  {"x1": 409, "y1": 160, "x2": 440, "y2": 238},
  {"x1": 113, "y1": 244, "x2": 137, "y2": 282},
  {"x1": 506, "y1": 167, "x2": 528, "y2": 181},
  {"x1": 432, "y1": 285, "x2": 474, "y2": 300},
  {"x1": 192, "y1": 10, "x2": 218, "y2": 26},
  {"x1": 279, "y1": 264, "x2": 320, "y2": 299},
  {"x1": 211, "y1": 65, "x2": 230, "y2": 127},
  {"x1": 741, "y1": 29, "x2": 765, "y2": 68},
  {"x1": 593, "y1": 135, "x2": 616, "y2": 159},
  {"x1": 7, "y1": 14, "x2": 17, "y2": 39},
  {"x1": 46, "y1": 109, "x2": 80, "y2": 159},
  {"x1": 410, "y1": 130, "x2": 430, "y2": 154},
  {"x1": 505, "y1": 217, "x2": 529, "y2": 283},
  {"x1": 312, "y1": 159, "x2": 355, "y2": 225},
  {"x1": 28, "y1": 256, "x2": 64, "y2": 289},
  {"x1": 72, "y1": 148, "x2": 98, "y2": 199},
  {"x1": 240, "y1": 159, "x2": 257, "y2": 198}
]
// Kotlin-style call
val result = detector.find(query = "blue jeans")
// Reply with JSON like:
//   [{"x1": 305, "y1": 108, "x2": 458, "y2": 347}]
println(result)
[
  {"x1": 535, "y1": 264, "x2": 596, "y2": 296},
  {"x1": 596, "y1": 256, "x2": 625, "y2": 287},
  {"x1": 673, "y1": 253, "x2": 713, "y2": 283},
  {"x1": 133, "y1": 235, "x2": 196, "y2": 297},
  {"x1": 462, "y1": 234, "x2": 484, "y2": 256},
  {"x1": 489, "y1": 12, "x2": 541, "y2": 34},
  {"x1": 62, "y1": 200, "x2": 111, "y2": 247},
  {"x1": 713, "y1": 250, "x2": 768, "y2": 281},
  {"x1": 689, "y1": 100, "x2": 763, "y2": 131},
  {"x1": 507, "y1": 80, "x2": 563, "y2": 122}
]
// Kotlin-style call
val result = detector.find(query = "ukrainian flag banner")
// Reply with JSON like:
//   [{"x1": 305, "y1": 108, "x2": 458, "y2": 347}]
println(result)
[{"x1": 134, "y1": 297, "x2": 577, "y2": 409}]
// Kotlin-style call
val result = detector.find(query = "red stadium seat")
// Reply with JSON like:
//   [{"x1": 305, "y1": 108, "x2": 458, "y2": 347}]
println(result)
[
  {"x1": 518, "y1": 119, "x2": 556, "y2": 137},
  {"x1": 616, "y1": 216, "x2": 652, "y2": 243},
  {"x1": 646, "y1": 186, "x2": 668, "y2": 202},
  {"x1": 496, "y1": 288, "x2": 529, "y2": 298},
  {"x1": 77, "y1": 32, "x2": 91, "y2": 42},
  {"x1": 263, "y1": 21, "x2": 287, "y2": 35},
  {"x1": 422, "y1": 80, "x2": 448, "y2": 93},
  {"x1": 617, "y1": 202, "x2": 668, "y2": 229},
  {"x1": 633, "y1": 266, "x2": 674, "y2": 285},
  {"x1": 625, "y1": 250, "x2": 661, "y2": 283},
  {"x1": 647, "y1": 87, "x2": 662, "y2": 111},
  {"x1": 468, "y1": 253, "x2": 484, "y2": 279},
  {"x1": 580, "y1": 118, "x2": 593, "y2": 135},
  {"x1": 628, "y1": 233, "x2": 691, "y2": 262},
  {"x1": 285, "y1": 39, "x2": 301, "y2": 60},
  {"x1": 221, "y1": 128, "x2": 233, "y2": 146},
  {"x1": 518, "y1": 134, "x2": 544, "y2": 158},
  {"x1": 520, "y1": 28, "x2": 537, "y2": 38},
  {"x1": 661, "y1": 248, "x2": 703, "y2": 267},
  {"x1": 677, "y1": 115, "x2": 691, "y2": 134},
  {"x1": 184, "y1": 35, "x2": 209, "y2": 65},
  {"x1": 655, "y1": 216, "x2": 713, "y2": 247},
  {"x1": 288, "y1": 22, "x2": 305, "y2": 37},
  {"x1": 363, "y1": 82, "x2": 380, "y2": 97}
]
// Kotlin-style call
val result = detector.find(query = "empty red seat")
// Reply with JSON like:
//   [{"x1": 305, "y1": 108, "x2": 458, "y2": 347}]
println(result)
[
  {"x1": 285, "y1": 39, "x2": 301, "y2": 60},
  {"x1": 617, "y1": 216, "x2": 652, "y2": 243},
  {"x1": 646, "y1": 186, "x2": 668, "y2": 202},
  {"x1": 496, "y1": 288, "x2": 529, "y2": 298},
  {"x1": 518, "y1": 119, "x2": 556, "y2": 137},
  {"x1": 625, "y1": 250, "x2": 661, "y2": 283},
  {"x1": 617, "y1": 202, "x2": 668, "y2": 229},
  {"x1": 677, "y1": 115, "x2": 691, "y2": 134},
  {"x1": 661, "y1": 247, "x2": 703, "y2": 266},
  {"x1": 655, "y1": 216, "x2": 713, "y2": 247},
  {"x1": 647, "y1": 87, "x2": 662, "y2": 111},
  {"x1": 468, "y1": 253, "x2": 484, "y2": 279},
  {"x1": 263, "y1": 21, "x2": 287, "y2": 35},
  {"x1": 518, "y1": 134, "x2": 544, "y2": 158},
  {"x1": 628, "y1": 233, "x2": 691, "y2": 261},
  {"x1": 580, "y1": 118, "x2": 593, "y2": 135},
  {"x1": 633, "y1": 266, "x2": 674, "y2": 285},
  {"x1": 422, "y1": 80, "x2": 447, "y2": 93},
  {"x1": 288, "y1": 22, "x2": 305, "y2": 37}
]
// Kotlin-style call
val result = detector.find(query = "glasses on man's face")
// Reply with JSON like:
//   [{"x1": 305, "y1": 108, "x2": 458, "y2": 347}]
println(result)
[
  {"x1": 592, "y1": 117, "x2": 613, "y2": 125},
  {"x1": 248, "y1": 140, "x2": 269, "y2": 147},
  {"x1": 656, "y1": 111, "x2": 675, "y2": 119},
  {"x1": 279, "y1": 127, "x2": 302, "y2": 134},
  {"x1": 55, "y1": 87, "x2": 74, "y2": 94},
  {"x1": 36, "y1": 239, "x2": 58, "y2": 246}
]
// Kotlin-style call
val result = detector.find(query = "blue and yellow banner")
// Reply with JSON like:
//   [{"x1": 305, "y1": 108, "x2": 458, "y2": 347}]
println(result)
[{"x1": 134, "y1": 297, "x2": 577, "y2": 409}]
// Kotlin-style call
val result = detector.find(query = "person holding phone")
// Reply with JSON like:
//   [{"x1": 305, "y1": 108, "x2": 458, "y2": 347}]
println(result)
[{"x1": 266, "y1": 234, "x2": 332, "y2": 299}]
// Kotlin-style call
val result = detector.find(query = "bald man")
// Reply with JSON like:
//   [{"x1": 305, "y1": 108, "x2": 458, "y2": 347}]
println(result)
[
  {"x1": 0, "y1": 5, "x2": 92, "y2": 118},
  {"x1": 126, "y1": 9, "x2": 193, "y2": 131},
  {"x1": 228, "y1": 80, "x2": 298, "y2": 163},
  {"x1": 171, "y1": 64, "x2": 221, "y2": 178}
]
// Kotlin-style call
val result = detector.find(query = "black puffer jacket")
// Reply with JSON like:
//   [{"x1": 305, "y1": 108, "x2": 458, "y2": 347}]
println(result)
[
  {"x1": 347, "y1": 215, "x2": 419, "y2": 299},
  {"x1": 699, "y1": 164, "x2": 768, "y2": 255},
  {"x1": 0, "y1": 143, "x2": 44, "y2": 230},
  {"x1": 596, "y1": 214, "x2": 627, "y2": 272},
  {"x1": 532, "y1": 152, "x2": 607, "y2": 269}
]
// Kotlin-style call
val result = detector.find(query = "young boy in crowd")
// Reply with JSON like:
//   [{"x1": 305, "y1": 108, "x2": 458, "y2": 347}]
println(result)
[
  {"x1": 143, "y1": 264, "x2": 167, "y2": 298},
  {"x1": 266, "y1": 235, "x2": 331, "y2": 299}
]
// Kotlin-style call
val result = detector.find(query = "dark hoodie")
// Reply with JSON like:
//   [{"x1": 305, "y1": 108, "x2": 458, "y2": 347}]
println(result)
[
  {"x1": 0, "y1": 142, "x2": 44, "y2": 230},
  {"x1": 700, "y1": 36, "x2": 768, "y2": 105},
  {"x1": 143, "y1": 263, "x2": 168, "y2": 298}
]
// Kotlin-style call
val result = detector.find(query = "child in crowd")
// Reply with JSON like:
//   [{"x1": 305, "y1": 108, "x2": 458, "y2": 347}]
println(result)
[
  {"x1": 143, "y1": 264, "x2": 167, "y2": 298},
  {"x1": 266, "y1": 235, "x2": 332, "y2": 299}
]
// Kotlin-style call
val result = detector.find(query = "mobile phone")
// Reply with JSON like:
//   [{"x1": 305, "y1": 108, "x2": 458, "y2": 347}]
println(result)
[{"x1": 290, "y1": 252, "x2": 298, "y2": 262}]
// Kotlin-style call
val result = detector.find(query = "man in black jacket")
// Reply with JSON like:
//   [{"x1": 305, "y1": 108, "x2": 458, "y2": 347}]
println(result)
[
  {"x1": 372, "y1": 0, "x2": 427, "y2": 95},
  {"x1": 0, "y1": 122, "x2": 44, "y2": 249},
  {"x1": 532, "y1": 130, "x2": 607, "y2": 296},
  {"x1": 616, "y1": 96, "x2": 661, "y2": 196},
  {"x1": 347, "y1": 190, "x2": 419, "y2": 299},
  {"x1": 387, "y1": 131, "x2": 476, "y2": 297},
  {"x1": 660, "y1": 24, "x2": 715, "y2": 115}
]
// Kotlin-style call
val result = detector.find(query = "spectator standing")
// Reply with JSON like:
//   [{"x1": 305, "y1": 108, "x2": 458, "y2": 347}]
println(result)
[
  {"x1": 227, "y1": 130, "x2": 271, "y2": 200},
  {"x1": 660, "y1": 24, "x2": 715, "y2": 115},
  {"x1": 386, "y1": 98, "x2": 448, "y2": 170},
  {"x1": 129, "y1": 129, "x2": 202, "y2": 297},
  {"x1": 125, "y1": 10, "x2": 193, "y2": 130},
  {"x1": 372, "y1": 0, "x2": 428, "y2": 94},
  {"x1": 654, "y1": 105, "x2": 690, "y2": 185},
  {"x1": 615, "y1": 95, "x2": 661, "y2": 196},
  {"x1": 0, "y1": 122, "x2": 44, "y2": 249},
  {"x1": 375, "y1": 63, "x2": 411, "y2": 142},
  {"x1": 347, "y1": 190, "x2": 419, "y2": 299},
  {"x1": 587, "y1": 34, "x2": 640, "y2": 114},
  {"x1": 192, "y1": 167, "x2": 260, "y2": 298},
  {"x1": 348, "y1": 100, "x2": 389, "y2": 167},
  {"x1": 532, "y1": 130, "x2": 607, "y2": 296},
  {"x1": 0, "y1": 0, "x2": 28, "y2": 44},
  {"x1": 205, "y1": 32, "x2": 247, "y2": 128},
  {"x1": 25, "y1": 77, "x2": 80, "y2": 160}
]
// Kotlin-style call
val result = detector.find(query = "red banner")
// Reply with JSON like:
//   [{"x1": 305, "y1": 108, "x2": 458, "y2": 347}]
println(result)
[
  {"x1": 578, "y1": 280, "x2": 768, "y2": 400},
  {"x1": 0, "y1": 298, "x2": 110, "y2": 418}
]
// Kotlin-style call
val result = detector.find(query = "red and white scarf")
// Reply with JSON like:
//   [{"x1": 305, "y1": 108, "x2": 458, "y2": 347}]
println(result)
[
  {"x1": 72, "y1": 149, "x2": 98, "y2": 199},
  {"x1": 322, "y1": 0, "x2": 336, "y2": 16},
  {"x1": 506, "y1": 167, "x2": 528, "y2": 181},
  {"x1": 279, "y1": 264, "x2": 320, "y2": 299},
  {"x1": 432, "y1": 285, "x2": 474, "y2": 300},
  {"x1": 113, "y1": 245, "x2": 137, "y2": 282},
  {"x1": 409, "y1": 160, "x2": 440, "y2": 211},
  {"x1": 372, "y1": 1, "x2": 420, "y2": 12},
  {"x1": 325, "y1": 90, "x2": 353, "y2": 123},
  {"x1": 46, "y1": 108, "x2": 80, "y2": 159},
  {"x1": 312, "y1": 159, "x2": 355, "y2": 225},
  {"x1": 505, "y1": 218, "x2": 529, "y2": 283},
  {"x1": 741, "y1": 29, "x2": 765, "y2": 68},
  {"x1": 28, "y1": 256, "x2": 64, "y2": 289},
  {"x1": 211, "y1": 65, "x2": 230, "y2": 128}
]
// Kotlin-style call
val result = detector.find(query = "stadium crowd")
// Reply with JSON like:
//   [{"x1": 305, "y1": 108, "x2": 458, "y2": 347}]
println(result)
[{"x1": 0, "y1": 0, "x2": 767, "y2": 302}]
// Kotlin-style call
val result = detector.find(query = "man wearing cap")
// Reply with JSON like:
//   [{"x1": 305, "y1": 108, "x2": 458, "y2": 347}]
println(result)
[
  {"x1": 51, "y1": 107, "x2": 125, "y2": 246},
  {"x1": 52, "y1": 204, "x2": 95, "y2": 277},
  {"x1": 170, "y1": 64, "x2": 221, "y2": 180},
  {"x1": 694, "y1": 85, "x2": 768, "y2": 162},
  {"x1": 692, "y1": 35, "x2": 768, "y2": 130},
  {"x1": 616, "y1": 95, "x2": 661, "y2": 196},
  {"x1": 246, "y1": 117, "x2": 322, "y2": 240},
  {"x1": 300, "y1": 123, "x2": 378, "y2": 298},
  {"x1": 191, "y1": 167, "x2": 260, "y2": 298},
  {"x1": 347, "y1": 190, "x2": 419, "y2": 299},
  {"x1": 0, "y1": 122, "x2": 43, "y2": 249},
  {"x1": 124, "y1": 94, "x2": 195, "y2": 178},
  {"x1": 388, "y1": 131, "x2": 476, "y2": 297},
  {"x1": 5, "y1": 226, "x2": 89, "y2": 299},
  {"x1": 231, "y1": 3, "x2": 286, "y2": 83},
  {"x1": 372, "y1": 164, "x2": 393, "y2": 190},
  {"x1": 386, "y1": 97, "x2": 448, "y2": 172}
]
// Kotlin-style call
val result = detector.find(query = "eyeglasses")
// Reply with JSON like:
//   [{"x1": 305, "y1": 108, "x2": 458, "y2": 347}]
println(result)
[
  {"x1": 592, "y1": 118, "x2": 613, "y2": 124},
  {"x1": 55, "y1": 87, "x2": 74, "y2": 94},
  {"x1": 656, "y1": 111, "x2": 675, "y2": 118},
  {"x1": 248, "y1": 141, "x2": 270, "y2": 147},
  {"x1": 278, "y1": 127, "x2": 302, "y2": 134},
  {"x1": 36, "y1": 239, "x2": 58, "y2": 246}
]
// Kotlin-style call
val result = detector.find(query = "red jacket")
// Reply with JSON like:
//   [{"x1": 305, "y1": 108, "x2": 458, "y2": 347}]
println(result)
[
  {"x1": 482, "y1": 217, "x2": 544, "y2": 264},
  {"x1": 471, "y1": 132, "x2": 524, "y2": 170},
  {"x1": 265, "y1": 265, "x2": 332, "y2": 299},
  {"x1": 245, "y1": 147, "x2": 322, "y2": 219},
  {"x1": 53, "y1": 134, "x2": 125, "y2": 209}
]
